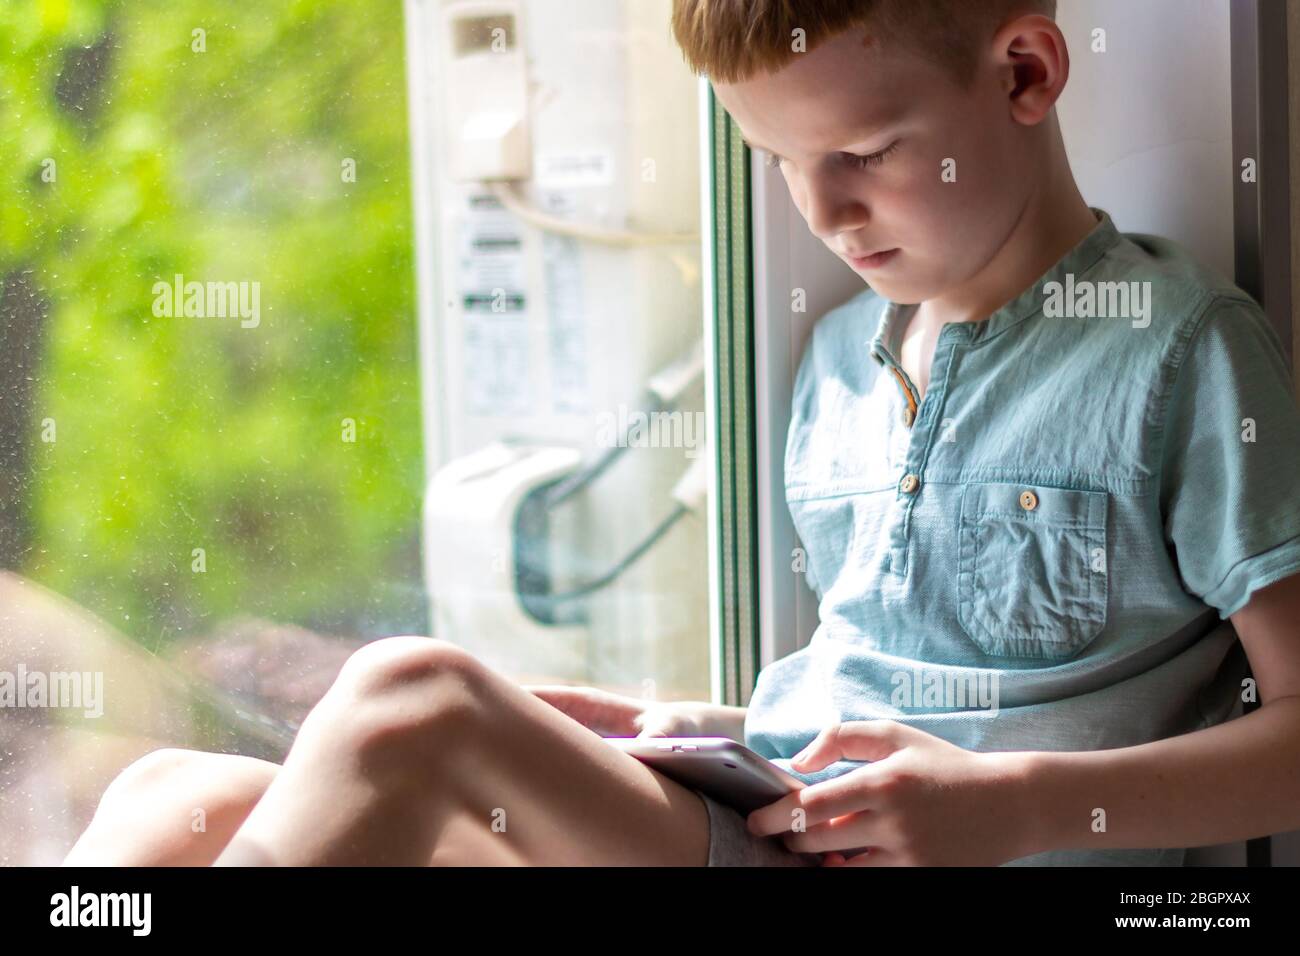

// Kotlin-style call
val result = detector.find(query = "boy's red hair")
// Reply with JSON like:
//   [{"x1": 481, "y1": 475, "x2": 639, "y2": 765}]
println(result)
[{"x1": 670, "y1": 0, "x2": 1058, "y2": 85}]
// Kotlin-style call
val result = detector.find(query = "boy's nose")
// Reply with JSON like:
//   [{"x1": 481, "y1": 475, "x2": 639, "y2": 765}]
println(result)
[{"x1": 800, "y1": 177, "x2": 870, "y2": 245}]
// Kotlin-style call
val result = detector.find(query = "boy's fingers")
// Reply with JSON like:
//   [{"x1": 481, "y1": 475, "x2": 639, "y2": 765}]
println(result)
[
  {"x1": 789, "y1": 723, "x2": 838, "y2": 771},
  {"x1": 526, "y1": 685, "x2": 643, "y2": 735},
  {"x1": 749, "y1": 777, "x2": 883, "y2": 840},
  {"x1": 792, "y1": 719, "x2": 915, "y2": 769},
  {"x1": 634, "y1": 705, "x2": 689, "y2": 738},
  {"x1": 634, "y1": 712, "x2": 667, "y2": 736}
]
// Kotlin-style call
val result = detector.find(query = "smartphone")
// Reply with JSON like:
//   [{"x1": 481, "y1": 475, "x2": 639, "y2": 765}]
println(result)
[{"x1": 603, "y1": 736, "x2": 805, "y2": 815}]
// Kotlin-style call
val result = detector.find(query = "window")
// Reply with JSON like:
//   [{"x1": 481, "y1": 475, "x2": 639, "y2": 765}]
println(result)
[{"x1": 0, "y1": 0, "x2": 711, "y2": 864}]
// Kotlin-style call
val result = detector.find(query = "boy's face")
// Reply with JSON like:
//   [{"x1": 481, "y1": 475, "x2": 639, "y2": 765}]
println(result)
[{"x1": 711, "y1": 25, "x2": 1039, "y2": 305}]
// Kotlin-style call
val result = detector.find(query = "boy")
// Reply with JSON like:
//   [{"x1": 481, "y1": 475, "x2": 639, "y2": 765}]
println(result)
[
  {"x1": 66, "y1": 0, "x2": 1300, "y2": 866},
  {"x1": 679, "y1": 0, "x2": 1300, "y2": 865}
]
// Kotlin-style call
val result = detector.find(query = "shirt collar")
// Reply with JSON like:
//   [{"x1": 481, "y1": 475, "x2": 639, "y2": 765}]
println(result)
[{"x1": 868, "y1": 207, "x2": 1122, "y2": 362}]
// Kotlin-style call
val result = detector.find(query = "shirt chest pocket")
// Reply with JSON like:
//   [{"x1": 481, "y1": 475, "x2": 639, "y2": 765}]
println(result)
[{"x1": 956, "y1": 481, "x2": 1109, "y2": 660}]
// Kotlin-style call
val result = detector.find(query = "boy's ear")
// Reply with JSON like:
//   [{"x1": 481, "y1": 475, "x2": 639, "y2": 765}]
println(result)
[{"x1": 992, "y1": 13, "x2": 1069, "y2": 126}]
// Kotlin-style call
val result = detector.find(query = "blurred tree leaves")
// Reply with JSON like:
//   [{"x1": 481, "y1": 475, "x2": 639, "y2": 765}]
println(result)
[{"x1": 0, "y1": 0, "x2": 425, "y2": 644}]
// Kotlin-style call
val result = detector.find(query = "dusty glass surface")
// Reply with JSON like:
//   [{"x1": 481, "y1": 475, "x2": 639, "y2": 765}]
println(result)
[{"x1": 1, "y1": 0, "x2": 708, "y2": 864}]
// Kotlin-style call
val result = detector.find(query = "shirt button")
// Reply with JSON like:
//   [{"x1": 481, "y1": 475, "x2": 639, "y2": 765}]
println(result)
[
  {"x1": 1019, "y1": 489, "x2": 1038, "y2": 511},
  {"x1": 902, "y1": 406, "x2": 915, "y2": 427},
  {"x1": 900, "y1": 473, "x2": 920, "y2": 494}
]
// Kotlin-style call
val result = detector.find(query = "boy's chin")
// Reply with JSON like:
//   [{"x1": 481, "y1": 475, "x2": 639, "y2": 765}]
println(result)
[{"x1": 854, "y1": 273, "x2": 932, "y2": 305}]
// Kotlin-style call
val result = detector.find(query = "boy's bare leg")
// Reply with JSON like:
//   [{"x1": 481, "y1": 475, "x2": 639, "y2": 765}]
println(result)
[
  {"x1": 62, "y1": 747, "x2": 526, "y2": 867},
  {"x1": 60, "y1": 636, "x2": 712, "y2": 867},
  {"x1": 206, "y1": 635, "x2": 710, "y2": 866},
  {"x1": 62, "y1": 748, "x2": 281, "y2": 866}
]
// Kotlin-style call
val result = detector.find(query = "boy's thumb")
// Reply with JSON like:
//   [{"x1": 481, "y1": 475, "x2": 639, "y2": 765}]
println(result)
[{"x1": 790, "y1": 725, "x2": 835, "y2": 770}]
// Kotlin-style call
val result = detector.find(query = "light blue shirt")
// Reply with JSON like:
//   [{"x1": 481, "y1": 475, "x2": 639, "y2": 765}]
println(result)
[{"x1": 743, "y1": 209, "x2": 1300, "y2": 865}]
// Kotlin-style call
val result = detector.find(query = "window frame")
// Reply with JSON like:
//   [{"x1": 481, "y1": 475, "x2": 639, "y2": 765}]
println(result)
[{"x1": 705, "y1": 82, "x2": 762, "y2": 708}]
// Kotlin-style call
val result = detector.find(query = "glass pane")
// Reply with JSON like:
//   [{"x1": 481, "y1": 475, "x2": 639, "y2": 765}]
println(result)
[
  {"x1": 410, "y1": 0, "x2": 709, "y2": 695},
  {"x1": 0, "y1": 1, "x2": 421, "y2": 864},
  {"x1": 0, "y1": 0, "x2": 709, "y2": 865}
]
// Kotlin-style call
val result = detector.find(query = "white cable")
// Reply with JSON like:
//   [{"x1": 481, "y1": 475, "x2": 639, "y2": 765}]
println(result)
[{"x1": 485, "y1": 180, "x2": 698, "y2": 247}]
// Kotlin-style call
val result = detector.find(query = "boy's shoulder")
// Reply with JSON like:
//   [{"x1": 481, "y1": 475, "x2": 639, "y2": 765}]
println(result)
[
  {"x1": 1104, "y1": 228, "x2": 1257, "y2": 318},
  {"x1": 1105, "y1": 229, "x2": 1238, "y2": 291},
  {"x1": 1077, "y1": 227, "x2": 1284, "y2": 373}
]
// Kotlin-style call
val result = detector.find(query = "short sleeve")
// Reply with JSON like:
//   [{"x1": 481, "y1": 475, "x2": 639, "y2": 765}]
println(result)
[{"x1": 1159, "y1": 294, "x2": 1300, "y2": 617}]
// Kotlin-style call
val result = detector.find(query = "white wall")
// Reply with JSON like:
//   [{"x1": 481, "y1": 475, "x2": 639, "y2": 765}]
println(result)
[{"x1": 1055, "y1": 0, "x2": 1234, "y2": 276}]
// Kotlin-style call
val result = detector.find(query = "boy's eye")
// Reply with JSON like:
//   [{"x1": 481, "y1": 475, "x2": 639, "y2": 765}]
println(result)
[
  {"x1": 847, "y1": 140, "x2": 900, "y2": 169},
  {"x1": 754, "y1": 141, "x2": 900, "y2": 171}
]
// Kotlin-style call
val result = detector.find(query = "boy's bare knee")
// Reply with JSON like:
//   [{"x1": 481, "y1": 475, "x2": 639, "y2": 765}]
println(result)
[
  {"x1": 312, "y1": 636, "x2": 487, "y2": 766},
  {"x1": 97, "y1": 747, "x2": 209, "y2": 812},
  {"x1": 67, "y1": 749, "x2": 276, "y2": 866},
  {"x1": 94, "y1": 748, "x2": 277, "y2": 827},
  {"x1": 335, "y1": 636, "x2": 485, "y2": 695}
]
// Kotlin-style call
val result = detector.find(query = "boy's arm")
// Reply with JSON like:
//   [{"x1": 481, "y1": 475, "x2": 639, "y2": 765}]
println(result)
[{"x1": 1015, "y1": 571, "x2": 1300, "y2": 855}]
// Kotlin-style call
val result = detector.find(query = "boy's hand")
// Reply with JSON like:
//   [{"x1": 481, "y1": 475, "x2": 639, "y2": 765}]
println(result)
[
  {"x1": 525, "y1": 684, "x2": 742, "y2": 741},
  {"x1": 745, "y1": 720, "x2": 1037, "y2": 866}
]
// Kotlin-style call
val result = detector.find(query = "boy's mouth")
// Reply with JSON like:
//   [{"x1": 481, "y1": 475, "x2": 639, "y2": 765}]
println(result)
[{"x1": 846, "y1": 248, "x2": 899, "y2": 270}]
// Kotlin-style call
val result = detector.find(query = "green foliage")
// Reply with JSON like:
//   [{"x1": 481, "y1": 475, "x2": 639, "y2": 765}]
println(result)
[{"x1": 1, "y1": 0, "x2": 425, "y2": 643}]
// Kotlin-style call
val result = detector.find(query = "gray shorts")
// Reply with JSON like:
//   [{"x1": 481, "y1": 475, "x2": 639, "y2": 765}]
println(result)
[{"x1": 697, "y1": 789, "x2": 823, "y2": 867}]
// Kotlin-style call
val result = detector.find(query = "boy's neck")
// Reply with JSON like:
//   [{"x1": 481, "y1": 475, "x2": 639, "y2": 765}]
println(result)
[{"x1": 915, "y1": 136, "x2": 1099, "y2": 330}]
